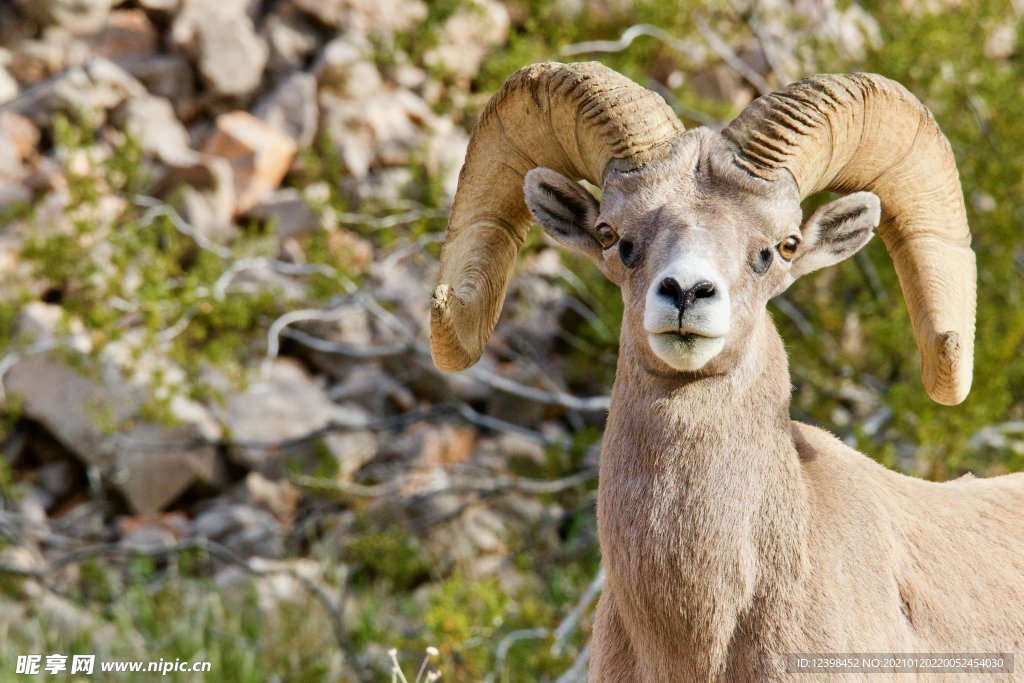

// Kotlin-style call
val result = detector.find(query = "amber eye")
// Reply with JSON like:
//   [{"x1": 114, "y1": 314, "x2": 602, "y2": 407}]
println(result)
[
  {"x1": 777, "y1": 236, "x2": 800, "y2": 261},
  {"x1": 597, "y1": 223, "x2": 619, "y2": 249}
]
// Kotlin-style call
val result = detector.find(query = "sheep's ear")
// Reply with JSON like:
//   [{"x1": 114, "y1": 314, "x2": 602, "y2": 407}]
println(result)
[
  {"x1": 524, "y1": 168, "x2": 602, "y2": 262},
  {"x1": 791, "y1": 192, "x2": 880, "y2": 279}
]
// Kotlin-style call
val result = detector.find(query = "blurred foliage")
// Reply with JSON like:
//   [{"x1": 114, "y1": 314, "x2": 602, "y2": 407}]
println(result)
[{"x1": 0, "y1": 557, "x2": 344, "y2": 682}]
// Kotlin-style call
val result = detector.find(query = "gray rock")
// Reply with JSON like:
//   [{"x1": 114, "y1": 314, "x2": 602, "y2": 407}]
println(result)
[
  {"x1": 171, "y1": 0, "x2": 269, "y2": 98},
  {"x1": 245, "y1": 188, "x2": 321, "y2": 239},
  {"x1": 163, "y1": 154, "x2": 238, "y2": 243},
  {"x1": 325, "y1": 365, "x2": 417, "y2": 417},
  {"x1": 0, "y1": 180, "x2": 31, "y2": 209},
  {"x1": 114, "y1": 95, "x2": 194, "y2": 165},
  {"x1": 120, "y1": 521, "x2": 179, "y2": 548},
  {"x1": 263, "y1": 5, "x2": 321, "y2": 75},
  {"x1": 255, "y1": 71, "x2": 319, "y2": 149},
  {"x1": 315, "y1": 35, "x2": 377, "y2": 90},
  {"x1": 219, "y1": 358, "x2": 359, "y2": 467},
  {"x1": 3, "y1": 353, "x2": 219, "y2": 515},
  {"x1": 122, "y1": 54, "x2": 199, "y2": 122},
  {"x1": 36, "y1": 460, "x2": 79, "y2": 500},
  {"x1": 7, "y1": 58, "x2": 146, "y2": 126},
  {"x1": 192, "y1": 502, "x2": 285, "y2": 557},
  {"x1": 111, "y1": 423, "x2": 219, "y2": 514},
  {"x1": 318, "y1": 85, "x2": 432, "y2": 178}
]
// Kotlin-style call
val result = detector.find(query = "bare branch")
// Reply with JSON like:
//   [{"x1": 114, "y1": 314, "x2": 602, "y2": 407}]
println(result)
[
  {"x1": 552, "y1": 565, "x2": 605, "y2": 656},
  {"x1": 968, "y1": 421, "x2": 1024, "y2": 453},
  {"x1": 693, "y1": 15, "x2": 772, "y2": 96},
  {"x1": 561, "y1": 23, "x2": 700, "y2": 58},
  {"x1": 554, "y1": 644, "x2": 591, "y2": 683},
  {"x1": 280, "y1": 327, "x2": 409, "y2": 358},
  {"x1": 645, "y1": 79, "x2": 726, "y2": 130},
  {"x1": 135, "y1": 195, "x2": 232, "y2": 259},
  {"x1": 746, "y1": 3, "x2": 792, "y2": 84},
  {"x1": 335, "y1": 208, "x2": 447, "y2": 230},
  {"x1": 276, "y1": 316, "x2": 612, "y2": 413},
  {"x1": 290, "y1": 465, "x2": 596, "y2": 502},
  {"x1": 492, "y1": 628, "x2": 550, "y2": 682}
]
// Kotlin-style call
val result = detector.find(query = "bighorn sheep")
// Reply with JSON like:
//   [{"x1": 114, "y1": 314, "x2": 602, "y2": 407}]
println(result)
[{"x1": 429, "y1": 62, "x2": 1024, "y2": 681}]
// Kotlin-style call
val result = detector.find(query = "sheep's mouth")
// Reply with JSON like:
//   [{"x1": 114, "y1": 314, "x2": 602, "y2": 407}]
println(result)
[
  {"x1": 646, "y1": 330, "x2": 727, "y2": 371},
  {"x1": 647, "y1": 329, "x2": 724, "y2": 343}
]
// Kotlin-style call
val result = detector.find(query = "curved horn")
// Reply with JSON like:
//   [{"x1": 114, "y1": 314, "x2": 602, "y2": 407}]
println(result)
[
  {"x1": 431, "y1": 61, "x2": 684, "y2": 371},
  {"x1": 723, "y1": 73, "x2": 976, "y2": 405}
]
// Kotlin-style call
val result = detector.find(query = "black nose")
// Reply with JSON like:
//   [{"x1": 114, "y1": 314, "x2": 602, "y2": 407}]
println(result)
[{"x1": 658, "y1": 277, "x2": 716, "y2": 311}]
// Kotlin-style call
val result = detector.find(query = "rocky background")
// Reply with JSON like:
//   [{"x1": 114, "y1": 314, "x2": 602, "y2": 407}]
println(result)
[{"x1": 0, "y1": 0, "x2": 1021, "y2": 680}]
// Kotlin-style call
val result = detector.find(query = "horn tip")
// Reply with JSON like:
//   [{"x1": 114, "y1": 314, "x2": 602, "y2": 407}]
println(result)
[
  {"x1": 430, "y1": 283, "x2": 477, "y2": 372},
  {"x1": 431, "y1": 283, "x2": 454, "y2": 313},
  {"x1": 925, "y1": 330, "x2": 972, "y2": 406},
  {"x1": 936, "y1": 330, "x2": 961, "y2": 366}
]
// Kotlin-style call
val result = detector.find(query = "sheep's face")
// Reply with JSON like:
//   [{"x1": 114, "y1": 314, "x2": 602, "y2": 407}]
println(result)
[{"x1": 524, "y1": 128, "x2": 881, "y2": 375}]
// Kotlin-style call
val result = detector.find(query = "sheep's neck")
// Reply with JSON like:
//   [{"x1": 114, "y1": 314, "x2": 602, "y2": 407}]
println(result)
[{"x1": 598, "y1": 317, "x2": 809, "y2": 678}]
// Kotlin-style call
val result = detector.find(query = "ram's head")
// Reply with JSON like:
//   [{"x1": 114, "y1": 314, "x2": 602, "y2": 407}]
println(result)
[{"x1": 430, "y1": 62, "x2": 976, "y2": 405}]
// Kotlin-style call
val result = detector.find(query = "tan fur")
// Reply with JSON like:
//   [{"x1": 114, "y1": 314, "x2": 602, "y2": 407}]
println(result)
[
  {"x1": 592, "y1": 319, "x2": 1024, "y2": 681},
  {"x1": 431, "y1": 65, "x2": 1011, "y2": 681},
  {"x1": 582, "y1": 134, "x2": 1024, "y2": 681}
]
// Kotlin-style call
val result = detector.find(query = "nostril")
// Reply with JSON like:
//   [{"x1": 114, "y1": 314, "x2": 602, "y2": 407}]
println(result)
[
  {"x1": 658, "y1": 277, "x2": 684, "y2": 306},
  {"x1": 692, "y1": 281, "x2": 716, "y2": 299}
]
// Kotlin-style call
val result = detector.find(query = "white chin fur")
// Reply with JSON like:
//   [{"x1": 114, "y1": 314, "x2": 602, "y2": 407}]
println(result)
[{"x1": 648, "y1": 333, "x2": 726, "y2": 371}]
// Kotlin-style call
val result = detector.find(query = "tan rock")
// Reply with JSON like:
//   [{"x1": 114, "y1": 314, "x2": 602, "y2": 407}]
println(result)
[
  {"x1": 15, "y1": 0, "x2": 116, "y2": 35},
  {"x1": 0, "y1": 64, "x2": 17, "y2": 103},
  {"x1": 293, "y1": 0, "x2": 427, "y2": 35},
  {"x1": 203, "y1": 112, "x2": 297, "y2": 214},
  {"x1": 245, "y1": 472, "x2": 300, "y2": 522},
  {"x1": 0, "y1": 112, "x2": 41, "y2": 161},
  {"x1": 325, "y1": 430, "x2": 379, "y2": 480},
  {"x1": 87, "y1": 9, "x2": 159, "y2": 61},
  {"x1": 411, "y1": 424, "x2": 477, "y2": 468}
]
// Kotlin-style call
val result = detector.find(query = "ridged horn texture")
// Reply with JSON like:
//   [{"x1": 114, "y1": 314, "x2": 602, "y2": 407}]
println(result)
[
  {"x1": 723, "y1": 73, "x2": 976, "y2": 405},
  {"x1": 431, "y1": 61, "x2": 684, "y2": 371}
]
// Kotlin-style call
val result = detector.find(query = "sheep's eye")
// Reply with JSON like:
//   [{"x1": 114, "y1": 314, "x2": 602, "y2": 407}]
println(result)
[
  {"x1": 753, "y1": 247, "x2": 773, "y2": 275},
  {"x1": 777, "y1": 236, "x2": 800, "y2": 262},
  {"x1": 619, "y1": 239, "x2": 639, "y2": 268},
  {"x1": 596, "y1": 223, "x2": 618, "y2": 249}
]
